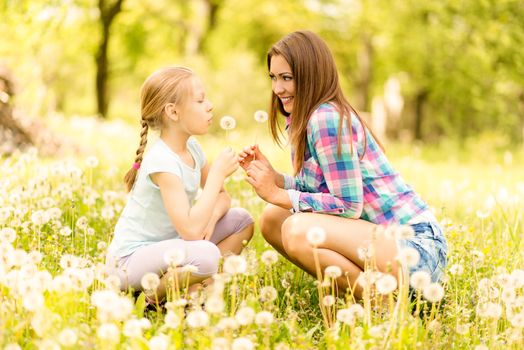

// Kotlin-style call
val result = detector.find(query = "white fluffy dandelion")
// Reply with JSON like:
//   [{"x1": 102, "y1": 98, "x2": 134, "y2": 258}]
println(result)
[
  {"x1": 261, "y1": 250, "x2": 279, "y2": 266},
  {"x1": 325, "y1": 265, "x2": 342, "y2": 279},
  {"x1": 255, "y1": 310, "x2": 274, "y2": 326},
  {"x1": 97, "y1": 323, "x2": 120, "y2": 341},
  {"x1": 220, "y1": 116, "x2": 236, "y2": 130},
  {"x1": 165, "y1": 311, "x2": 181, "y2": 329},
  {"x1": 141, "y1": 272, "x2": 160, "y2": 291},
  {"x1": 231, "y1": 337, "x2": 254, "y2": 350},
  {"x1": 149, "y1": 334, "x2": 170, "y2": 350},
  {"x1": 422, "y1": 282, "x2": 445, "y2": 303},
  {"x1": 235, "y1": 306, "x2": 255, "y2": 326},
  {"x1": 410, "y1": 270, "x2": 431, "y2": 290},
  {"x1": 0, "y1": 227, "x2": 16, "y2": 243},
  {"x1": 336, "y1": 309, "x2": 355, "y2": 325},
  {"x1": 260, "y1": 286, "x2": 278, "y2": 303},
  {"x1": 376, "y1": 274, "x2": 398, "y2": 295},
  {"x1": 164, "y1": 248, "x2": 186, "y2": 267},
  {"x1": 322, "y1": 295, "x2": 336, "y2": 306},
  {"x1": 306, "y1": 226, "x2": 326, "y2": 246},
  {"x1": 85, "y1": 156, "x2": 99, "y2": 168},
  {"x1": 205, "y1": 296, "x2": 225, "y2": 314},
  {"x1": 449, "y1": 264, "x2": 464, "y2": 276},
  {"x1": 254, "y1": 110, "x2": 269, "y2": 123},
  {"x1": 186, "y1": 310, "x2": 210, "y2": 328},
  {"x1": 510, "y1": 312, "x2": 524, "y2": 328},
  {"x1": 223, "y1": 255, "x2": 247, "y2": 275},
  {"x1": 57, "y1": 328, "x2": 78, "y2": 346},
  {"x1": 397, "y1": 247, "x2": 420, "y2": 267}
]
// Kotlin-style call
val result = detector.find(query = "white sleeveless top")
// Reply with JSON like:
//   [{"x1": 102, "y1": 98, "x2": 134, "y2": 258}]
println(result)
[{"x1": 108, "y1": 137, "x2": 206, "y2": 258}]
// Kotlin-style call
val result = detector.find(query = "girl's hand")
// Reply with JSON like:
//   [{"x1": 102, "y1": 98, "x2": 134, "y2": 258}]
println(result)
[
  {"x1": 245, "y1": 160, "x2": 280, "y2": 202},
  {"x1": 238, "y1": 144, "x2": 271, "y2": 170},
  {"x1": 211, "y1": 147, "x2": 239, "y2": 179}
]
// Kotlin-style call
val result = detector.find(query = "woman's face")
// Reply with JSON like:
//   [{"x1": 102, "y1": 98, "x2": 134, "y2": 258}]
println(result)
[{"x1": 269, "y1": 55, "x2": 295, "y2": 114}]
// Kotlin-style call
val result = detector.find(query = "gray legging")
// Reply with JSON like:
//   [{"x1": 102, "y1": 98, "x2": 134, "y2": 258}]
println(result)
[{"x1": 106, "y1": 207, "x2": 253, "y2": 291}]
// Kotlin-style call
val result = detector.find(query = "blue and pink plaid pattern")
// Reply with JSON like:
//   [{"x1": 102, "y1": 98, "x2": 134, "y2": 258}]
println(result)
[{"x1": 285, "y1": 103, "x2": 432, "y2": 224}]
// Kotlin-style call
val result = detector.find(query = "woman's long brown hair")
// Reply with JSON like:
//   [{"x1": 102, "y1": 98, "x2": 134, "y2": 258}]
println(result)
[{"x1": 267, "y1": 30, "x2": 382, "y2": 175}]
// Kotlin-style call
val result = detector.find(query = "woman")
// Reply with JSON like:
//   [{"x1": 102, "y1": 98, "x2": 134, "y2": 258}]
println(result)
[{"x1": 239, "y1": 31, "x2": 447, "y2": 298}]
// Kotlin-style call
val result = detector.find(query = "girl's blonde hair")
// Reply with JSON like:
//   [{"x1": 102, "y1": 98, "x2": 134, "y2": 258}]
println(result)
[{"x1": 123, "y1": 66, "x2": 194, "y2": 192}]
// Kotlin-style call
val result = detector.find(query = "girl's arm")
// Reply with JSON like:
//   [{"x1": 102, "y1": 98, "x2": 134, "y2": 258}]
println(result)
[
  {"x1": 152, "y1": 147, "x2": 238, "y2": 240},
  {"x1": 200, "y1": 161, "x2": 231, "y2": 240}
]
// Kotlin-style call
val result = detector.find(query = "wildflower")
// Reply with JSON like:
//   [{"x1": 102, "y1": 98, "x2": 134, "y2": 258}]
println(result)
[
  {"x1": 223, "y1": 255, "x2": 247, "y2": 275},
  {"x1": 510, "y1": 312, "x2": 524, "y2": 328},
  {"x1": 97, "y1": 323, "x2": 119, "y2": 341},
  {"x1": 220, "y1": 116, "x2": 236, "y2": 130},
  {"x1": 449, "y1": 264, "x2": 464, "y2": 276},
  {"x1": 75, "y1": 216, "x2": 88, "y2": 230},
  {"x1": 149, "y1": 334, "x2": 170, "y2": 350},
  {"x1": 232, "y1": 337, "x2": 254, "y2": 350},
  {"x1": 322, "y1": 295, "x2": 336, "y2": 306},
  {"x1": 348, "y1": 304, "x2": 365, "y2": 319},
  {"x1": 423, "y1": 282, "x2": 445, "y2": 303},
  {"x1": 180, "y1": 264, "x2": 199, "y2": 274},
  {"x1": 23, "y1": 292, "x2": 45, "y2": 312},
  {"x1": 97, "y1": 241, "x2": 107, "y2": 251},
  {"x1": 325, "y1": 265, "x2": 342, "y2": 279},
  {"x1": 164, "y1": 248, "x2": 186, "y2": 267},
  {"x1": 455, "y1": 323, "x2": 469, "y2": 335},
  {"x1": 475, "y1": 210, "x2": 490, "y2": 219},
  {"x1": 165, "y1": 311, "x2": 181, "y2": 329},
  {"x1": 397, "y1": 247, "x2": 420, "y2": 267},
  {"x1": 141, "y1": 272, "x2": 160, "y2": 291},
  {"x1": 501, "y1": 287, "x2": 516, "y2": 304},
  {"x1": 260, "y1": 286, "x2": 278, "y2": 303},
  {"x1": 212, "y1": 337, "x2": 230, "y2": 350},
  {"x1": 123, "y1": 319, "x2": 148, "y2": 338},
  {"x1": 356, "y1": 270, "x2": 379, "y2": 289},
  {"x1": 235, "y1": 306, "x2": 255, "y2": 325},
  {"x1": 376, "y1": 274, "x2": 398, "y2": 295},
  {"x1": 216, "y1": 317, "x2": 239, "y2": 331},
  {"x1": 336, "y1": 308, "x2": 355, "y2": 325},
  {"x1": 474, "y1": 345, "x2": 489, "y2": 350},
  {"x1": 254, "y1": 110, "x2": 268, "y2": 123},
  {"x1": 59, "y1": 227, "x2": 72, "y2": 237},
  {"x1": 410, "y1": 271, "x2": 431, "y2": 290},
  {"x1": 255, "y1": 310, "x2": 274, "y2": 326},
  {"x1": 186, "y1": 310, "x2": 209, "y2": 328},
  {"x1": 0, "y1": 227, "x2": 16, "y2": 243},
  {"x1": 274, "y1": 343, "x2": 291, "y2": 350},
  {"x1": 205, "y1": 296, "x2": 225, "y2": 314},
  {"x1": 306, "y1": 226, "x2": 326, "y2": 246},
  {"x1": 261, "y1": 250, "x2": 279, "y2": 266},
  {"x1": 477, "y1": 302, "x2": 502, "y2": 319},
  {"x1": 511, "y1": 269, "x2": 524, "y2": 288},
  {"x1": 85, "y1": 156, "x2": 99, "y2": 168},
  {"x1": 31, "y1": 210, "x2": 49, "y2": 226},
  {"x1": 4, "y1": 344, "x2": 21, "y2": 350}
]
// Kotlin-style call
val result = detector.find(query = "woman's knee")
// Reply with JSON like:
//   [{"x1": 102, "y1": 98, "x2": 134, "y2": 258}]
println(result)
[
  {"x1": 280, "y1": 215, "x2": 308, "y2": 256},
  {"x1": 259, "y1": 204, "x2": 285, "y2": 239}
]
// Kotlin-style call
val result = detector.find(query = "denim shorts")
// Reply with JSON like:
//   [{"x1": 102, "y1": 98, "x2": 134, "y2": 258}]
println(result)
[{"x1": 397, "y1": 222, "x2": 448, "y2": 282}]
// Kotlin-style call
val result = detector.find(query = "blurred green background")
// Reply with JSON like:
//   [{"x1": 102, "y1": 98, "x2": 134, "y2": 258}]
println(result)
[{"x1": 1, "y1": 0, "x2": 524, "y2": 148}]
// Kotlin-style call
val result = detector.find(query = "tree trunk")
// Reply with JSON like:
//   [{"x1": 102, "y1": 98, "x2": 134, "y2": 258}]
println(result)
[
  {"x1": 355, "y1": 33, "x2": 373, "y2": 111},
  {"x1": 413, "y1": 89, "x2": 428, "y2": 141},
  {"x1": 196, "y1": 0, "x2": 222, "y2": 54},
  {"x1": 95, "y1": 0, "x2": 124, "y2": 118}
]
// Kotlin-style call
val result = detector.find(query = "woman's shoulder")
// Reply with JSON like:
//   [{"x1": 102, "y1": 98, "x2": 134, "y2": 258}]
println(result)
[{"x1": 308, "y1": 102, "x2": 343, "y2": 130}]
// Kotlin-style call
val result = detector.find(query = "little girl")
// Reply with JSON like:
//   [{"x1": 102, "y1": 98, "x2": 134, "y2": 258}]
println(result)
[{"x1": 106, "y1": 67, "x2": 254, "y2": 301}]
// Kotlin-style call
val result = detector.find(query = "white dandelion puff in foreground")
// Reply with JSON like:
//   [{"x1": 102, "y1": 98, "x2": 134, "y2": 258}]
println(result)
[
  {"x1": 254, "y1": 110, "x2": 268, "y2": 123},
  {"x1": 306, "y1": 226, "x2": 326, "y2": 246},
  {"x1": 223, "y1": 255, "x2": 247, "y2": 275},
  {"x1": 220, "y1": 115, "x2": 236, "y2": 130}
]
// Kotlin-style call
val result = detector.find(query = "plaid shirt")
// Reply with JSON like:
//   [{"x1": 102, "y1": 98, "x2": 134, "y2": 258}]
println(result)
[{"x1": 285, "y1": 103, "x2": 433, "y2": 224}]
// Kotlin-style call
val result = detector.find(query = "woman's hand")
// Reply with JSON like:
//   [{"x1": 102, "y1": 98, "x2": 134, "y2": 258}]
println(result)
[
  {"x1": 239, "y1": 145, "x2": 284, "y2": 188},
  {"x1": 245, "y1": 160, "x2": 281, "y2": 203}
]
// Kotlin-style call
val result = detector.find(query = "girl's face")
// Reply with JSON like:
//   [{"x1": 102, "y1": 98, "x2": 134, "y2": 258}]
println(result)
[
  {"x1": 176, "y1": 76, "x2": 214, "y2": 135},
  {"x1": 269, "y1": 55, "x2": 295, "y2": 114}
]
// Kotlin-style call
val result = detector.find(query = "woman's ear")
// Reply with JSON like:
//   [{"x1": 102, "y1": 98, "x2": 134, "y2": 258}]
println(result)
[{"x1": 164, "y1": 103, "x2": 178, "y2": 122}]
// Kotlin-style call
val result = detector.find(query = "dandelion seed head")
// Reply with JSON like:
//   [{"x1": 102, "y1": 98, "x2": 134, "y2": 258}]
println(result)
[
  {"x1": 260, "y1": 286, "x2": 278, "y2": 303},
  {"x1": 423, "y1": 282, "x2": 445, "y2": 303},
  {"x1": 325, "y1": 265, "x2": 342, "y2": 279},
  {"x1": 216, "y1": 317, "x2": 238, "y2": 330},
  {"x1": 85, "y1": 156, "x2": 99, "y2": 168},
  {"x1": 449, "y1": 263, "x2": 464, "y2": 275},
  {"x1": 231, "y1": 337, "x2": 254, "y2": 350},
  {"x1": 164, "y1": 248, "x2": 186, "y2": 266},
  {"x1": 180, "y1": 264, "x2": 199, "y2": 274},
  {"x1": 211, "y1": 337, "x2": 230, "y2": 350},
  {"x1": 141, "y1": 272, "x2": 160, "y2": 291},
  {"x1": 97, "y1": 323, "x2": 120, "y2": 341},
  {"x1": 0, "y1": 227, "x2": 16, "y2": 243},
  {"x1": 510, "y1": 312, "x2": 524, "y2": 328},
  {"x1": 376, "y1": 274, "x2": 398, "y2": 295},
  {"x1": 336, "y1": 308, "x2": 355, "y2": 325},
  {"x1": 235, "y1": 306, "x2": 255, "y2": 325},
  {"x1": 223, "y1": 255, "x2": 247, "y2": 275},
  {"x1": 306, "y1": 226, "x2": 326, "y2": 246},
  {"x1": 397, "y1": 247, "x2": 420, "y2": 267},
  {"x1": 186, "y1": 310, "x2": 209, "y2": 328},
  {"x1": 410, "y1": 271, "x2": 431, "y2": 290},
  {"x1": 123, "y1": 319, "x2": 145, "y2": 338},
  {"x1": 205, "y1": 296, "x2": 225, "y2": 314},
  {"x1": 220, "y1": 116, "x2": 236, "y2": 130},
  {"x1": 58, "y1": 328, "x2": 78, "y2": 346},
  {"x1": 322, "y1": 295, "x2": 336, "y2": 306},
  {"x1": 260, "y1": 250, "x2": 278, "y2": 266},
  {"x1": 254, "y1": 110, "x2": 268, "y2": 123},
  {"x1": 149, "y1": 334, "x2": 170, "y2": 350},
  {"x1": 165, "y1": 311, "x2": 181, "y2": 329}
]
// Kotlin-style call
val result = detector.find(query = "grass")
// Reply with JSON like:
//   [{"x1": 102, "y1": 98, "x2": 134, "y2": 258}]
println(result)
[{"x1": 0, "y1": 114, "x2": 523, "y2": 349}]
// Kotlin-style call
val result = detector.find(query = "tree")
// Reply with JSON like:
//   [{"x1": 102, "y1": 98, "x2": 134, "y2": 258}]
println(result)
[{"x1": 96, "y1": 0, "x2": 124, "y2": 118}]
